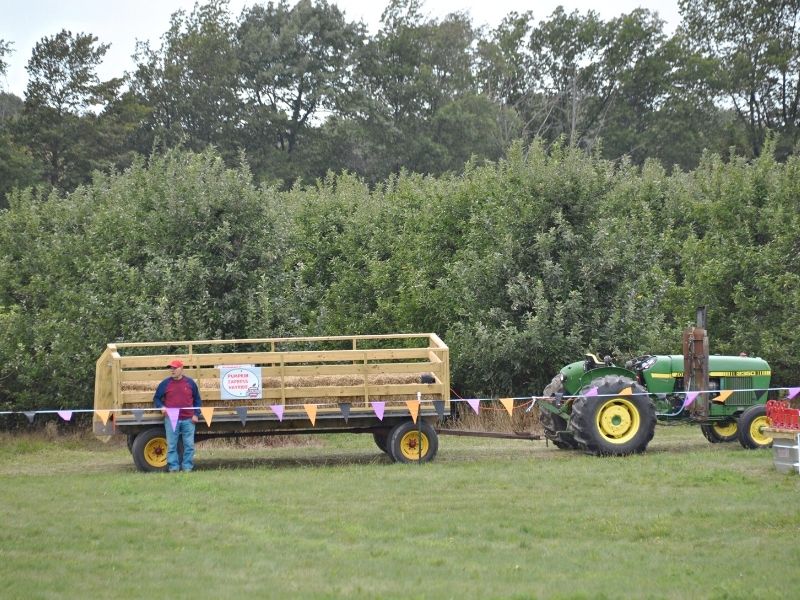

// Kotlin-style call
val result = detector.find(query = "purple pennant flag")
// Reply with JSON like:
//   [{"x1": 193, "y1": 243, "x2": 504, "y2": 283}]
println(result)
[
  {"x1": 371, "y1": 401, "x2": 385, "y2": 421},
  {"x1": 339, "y1": 402, "x2": 351, "y2": 423},
  {"x1": 682, "y1": 391, "x2": 700, "y2": 409},
  {"x1": 788, "y1": 387, "x2": 800, "y2": 400},
  {"x1": 270, "y1": 404, "x2": 284, "y2": 422},
  {"x1": 467, "y1": 399, "x2": 480, "y2": 414},
  {"x1": 584, "y1": 387, "x2": 598, "y2": 397},
  {"x1": 235, "y1": 406, "x2": 248, "y2": 425},
  {"x1": 57, "y1": 410, "x2": 73, "y2": 422},
  {"x1": 166, "y1": 408, "x2": 179, "y2": 432}
]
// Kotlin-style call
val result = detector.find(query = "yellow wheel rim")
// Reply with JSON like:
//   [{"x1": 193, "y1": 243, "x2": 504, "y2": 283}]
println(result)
[
  {"x1": 143, "y1": 437, "x2": 168, "y2": 468},
  {"x1": 399, "y1": 431, "x2": 429, "y2": 461},
  {"x1": 596, "y1": 398, "x2": 640, "y2": 444},
  {"x1": 749, "y1": 416, "x2": 772, "y2": 446},
  {"x1": 713, "y1": 421, "x2": 738, "y2": 438}
]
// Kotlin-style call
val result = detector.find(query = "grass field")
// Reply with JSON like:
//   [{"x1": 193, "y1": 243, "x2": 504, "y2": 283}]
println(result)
[{"x1": 1, "y1": 425, "x2": 799, "y2": 599}]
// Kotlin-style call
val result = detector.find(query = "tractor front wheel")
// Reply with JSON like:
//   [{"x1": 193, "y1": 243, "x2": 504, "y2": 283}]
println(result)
[
  {"x1": 569, "y1": 375, "x2": 656, "y2": 456},
  {"x1": 701, "y1": 420, "x2": 739, "y2": 443},
  {"x1": 738, "y1": 405, "x2": 772, "y2": 449}
]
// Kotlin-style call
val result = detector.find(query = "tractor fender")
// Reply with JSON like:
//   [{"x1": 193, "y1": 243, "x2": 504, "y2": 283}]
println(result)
[{"x1": 577, "y1": 366, "x2": 637, "y2": 390}]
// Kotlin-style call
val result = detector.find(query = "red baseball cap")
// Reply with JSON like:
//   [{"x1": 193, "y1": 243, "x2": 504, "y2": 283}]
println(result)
[{"x1": 168, "y1": 359, "x2": 184, "y2": 369}]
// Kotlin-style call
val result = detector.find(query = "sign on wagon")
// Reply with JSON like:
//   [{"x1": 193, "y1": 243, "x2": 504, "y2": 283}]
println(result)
[{"x1": 219, "y1": 365, "x2": 262, "y2": 400}]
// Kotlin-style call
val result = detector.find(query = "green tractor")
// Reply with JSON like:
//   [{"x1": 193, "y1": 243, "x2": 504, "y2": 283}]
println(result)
[{"x1": 538, "y1": 311, "x2": 773, "y2": 455}]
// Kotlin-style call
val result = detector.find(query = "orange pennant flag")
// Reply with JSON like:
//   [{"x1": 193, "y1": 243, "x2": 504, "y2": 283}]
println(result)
[
  {"x1": 500, "y1": 398, "x2": 514, "y2": 416},
  {"x1": 96, "y1": 410, "x2": 111, "y2": 425},
  {"x1": 304, "y1": 404, "x2": 318, "y2": 426},
  {"x1": 620, "y1": 387, "x2": 632, "y2": 396},
  {"x1": 714, "y1": 390, "x2": 734, "y2": 403},
  {"x1": 200, "y1": 407, "x2": 215, "y2": 427},
  {"x1": 405, "y1": 400, "x2": 420, "y2": 423}
]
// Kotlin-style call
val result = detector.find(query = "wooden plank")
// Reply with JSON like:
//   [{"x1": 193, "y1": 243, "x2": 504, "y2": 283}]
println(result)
[
  {"x1": 117, "y1": 347, "x2": 433, "y2": 369},
  {"x1": 119, "y1": 361, "x2": 440, "y2": 383},
  {"x1": 112, "y1": 332, "x2": 436, "y2": 350}
]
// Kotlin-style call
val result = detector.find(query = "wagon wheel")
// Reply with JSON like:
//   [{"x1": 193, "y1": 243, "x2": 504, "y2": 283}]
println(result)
[{"x1": 388, "y1": 421, "x2": 438, "y2": 464}]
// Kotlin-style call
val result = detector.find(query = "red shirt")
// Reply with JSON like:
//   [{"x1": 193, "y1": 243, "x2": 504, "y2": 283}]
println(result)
[{"x1": 154, "y1": 376, "x2": 200, "y2": 420}]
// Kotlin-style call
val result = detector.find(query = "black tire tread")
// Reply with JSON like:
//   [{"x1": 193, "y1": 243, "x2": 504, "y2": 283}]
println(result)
[{"x1": 569, "y1": 375, "x2": 656, "y2": 456}]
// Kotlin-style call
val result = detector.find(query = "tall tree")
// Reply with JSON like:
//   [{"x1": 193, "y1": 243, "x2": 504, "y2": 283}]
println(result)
[
  {"x1": 679, "y1": 0, "x2": 800, "y2": 158},
  {"x1": 0, "y1": 39, "x2": 11, "y2": 80},
  {"x1": 16, "y1": 30, "x2": 119, "y2": 189},
  {"x1": 131, "y1": 0, "x2": 240, "y2": 156},
  {"x1": 1, "y1": 41, "x2": 40, "y2": 206},
  {"x1": 235, "y1": 0, "x2": 363, "y2": 182}
]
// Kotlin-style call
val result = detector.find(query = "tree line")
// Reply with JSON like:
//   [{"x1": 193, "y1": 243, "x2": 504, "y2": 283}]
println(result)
[
  {"x1": 1, "y1": 142, "x2": 798, "y2": 411},
  {"x1": 2, "y1": 0, "x2": 800, "y2": 204}
]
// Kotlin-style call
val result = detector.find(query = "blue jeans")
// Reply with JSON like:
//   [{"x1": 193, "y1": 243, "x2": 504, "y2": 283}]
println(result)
[{"x1": 164, "y1": 418, "x2": 196, "y2": 471}]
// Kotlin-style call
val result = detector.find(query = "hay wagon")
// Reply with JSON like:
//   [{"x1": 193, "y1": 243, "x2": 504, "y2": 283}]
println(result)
[{"x1": 94, "y1": 333, "x2": 450, "y2": 471}]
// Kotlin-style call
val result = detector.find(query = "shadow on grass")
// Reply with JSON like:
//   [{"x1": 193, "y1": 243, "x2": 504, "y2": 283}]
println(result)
[{"x1": 194, "y1": 451, "x2": 393, "y2": 471}]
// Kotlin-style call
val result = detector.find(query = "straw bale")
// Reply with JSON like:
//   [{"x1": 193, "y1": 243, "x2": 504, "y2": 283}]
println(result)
[{"x1": 121, "y1": 373, "x2": 437, "y2": 409}]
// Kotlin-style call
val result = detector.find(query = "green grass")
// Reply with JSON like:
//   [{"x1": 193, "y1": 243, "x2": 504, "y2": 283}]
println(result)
[{"x1": 1, "y1": 426, "x2": 799, "y2": 599}]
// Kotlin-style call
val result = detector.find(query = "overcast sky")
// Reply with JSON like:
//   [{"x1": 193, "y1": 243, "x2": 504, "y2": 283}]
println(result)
[{"x1": 1, "y1": 0, "x2": 681, "y2": 99}]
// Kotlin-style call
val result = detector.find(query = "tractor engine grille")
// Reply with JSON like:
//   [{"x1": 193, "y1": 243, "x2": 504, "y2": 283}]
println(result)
[{"x1": 724, "y1": 377, "x2": 755, "y2": 406}]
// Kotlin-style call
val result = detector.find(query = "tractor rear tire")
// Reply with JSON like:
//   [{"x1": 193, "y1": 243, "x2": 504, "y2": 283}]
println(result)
[
  {"x1": 569, "y1": 375, "x2": 656, "y2": 456},
  {"x1": 701, "y1": 420, "x2": 739, "y2": 443},
  {"x1": 388, "y1": 420, "x2": 438, "y2": 464},
  {"x1": 738, "y1": 404, "x2": 772, "y2": 449},
  {"x1": 540, "y1": 375, "x2": 581, "y2": 450}
]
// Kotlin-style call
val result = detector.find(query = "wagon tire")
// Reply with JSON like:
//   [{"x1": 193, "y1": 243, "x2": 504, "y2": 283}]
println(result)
[
  {"x1": 388, "y1": 420, "x2": 438, "y2": 464},
  {"x1": 372, "y1": 429, "x2": 390, "y2": 454},
  {"x1": 131, "y1": 427, "x2": 169, "y2": 472}
]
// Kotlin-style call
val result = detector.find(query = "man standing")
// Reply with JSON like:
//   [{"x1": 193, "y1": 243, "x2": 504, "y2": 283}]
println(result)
[{"x1": 153, "y1": 359, "x2": 202, "y2": 472}]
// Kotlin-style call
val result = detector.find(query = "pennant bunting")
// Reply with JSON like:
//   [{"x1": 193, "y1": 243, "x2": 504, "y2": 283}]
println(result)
[
  {"x1": 96, "y1": 409, "x2": 111, "y2": 426},
  {"x1": 754, "y1": 389, "x2": 769, "y2": 402},
  {"x1": 57, "y1": 410, "x2": 73, "y2": 422},
  {"x1": 200, "y1": 407, "x2": 215, "y2": 427},
  {"x1": 682, "y1": 391, "x2": 700, "y2": 409},
  {"x1": 405, "y1": 400, "x2": 420, "y2": 423},
  {"x1": 788, "y1": 387, "x2": 800, "y2": 400},
  {"x1": 500, "y1": 398, "x2": 514, "y2": 416},
  {"x1": 235, "y1": 406, "x2": 248, "y2": 425},
  {"x1": 620, "y1": 387, "x2": 633, "y2": 396},
  {"x1": 270, "y1": 404, "x2": 285, "y2": 422},
  {"x1": 467, "y1": 399, "x2": 480, "y2": 415},
  {"x1": 371, "y1": 401, "x2": 385, "y2": 421},
  {"x1": 433, "y1": 400, "x2": 445, "y2": 419},
  {"x1": 166, "y1": 408, "x2": 179, "y2": 431},
  {"x1": 339, "y1": 402, "x2": 351, "y2": 423},
  {"x1": 132, "y1": 409, "x2": 144, "y2": 422},
  {"x1": 584, "y1": 387, "x2": 598, "y2": 397},
  {"x1": 24, "y1": 411, "x2": 36, "y2": 424},
  {"x1": 714, "y1": 390, "x2": 734, "y2": 403},
  {"x1": 303, "y1": 404, "x2": 317, "y2": 426}
]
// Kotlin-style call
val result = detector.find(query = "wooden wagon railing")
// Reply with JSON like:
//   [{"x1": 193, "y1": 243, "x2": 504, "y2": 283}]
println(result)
[{"x1": 94, "y1": 333, "x2": 450, "y2": 433}]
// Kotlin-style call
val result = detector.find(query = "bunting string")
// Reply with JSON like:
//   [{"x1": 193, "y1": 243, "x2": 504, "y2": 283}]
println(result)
[{"x1": 2, "y1": 386, "x2": 798, "y2": 425}]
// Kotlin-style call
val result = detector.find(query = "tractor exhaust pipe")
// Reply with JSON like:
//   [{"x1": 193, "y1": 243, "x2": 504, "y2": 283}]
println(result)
[{"x1": 683, "y1": 306, "x2": 710, "y2": 418}]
